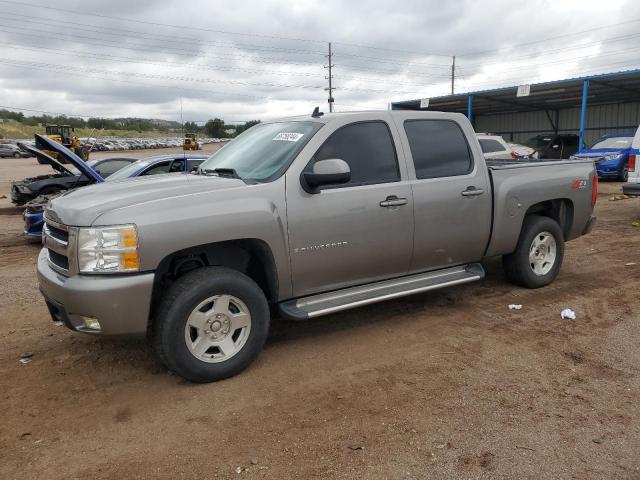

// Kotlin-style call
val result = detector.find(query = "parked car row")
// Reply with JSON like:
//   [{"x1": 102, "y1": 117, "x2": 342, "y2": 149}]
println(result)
[
  {"x1": 86, "y1": 137, "x2": 225, "y2": 152},
  {"x1": 0, "y1": 141, "x2": 33, "y2": 158}
]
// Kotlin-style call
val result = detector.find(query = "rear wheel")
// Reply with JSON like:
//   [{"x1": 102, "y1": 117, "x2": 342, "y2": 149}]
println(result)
[
  {"x1": 153, "y1": 267, "x2": 270, "y2": 383},
  {"x1": 13, "y1": 152, "x2": 20, "y2": 158},
  {"x1": 503, "y1": 215, "x2": 565, "y2": 288}
]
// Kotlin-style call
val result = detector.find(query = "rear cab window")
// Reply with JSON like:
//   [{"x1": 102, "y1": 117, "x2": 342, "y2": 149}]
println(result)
[
  {"x1": 403, "y1": 120, "x2": 474, "y2": 179},
  {"x1": 308, "y1": 121, "x2": 399, "y2": 187},
  {"x1": 478, "y1": 138, "x2": 507, "y2": 153}
]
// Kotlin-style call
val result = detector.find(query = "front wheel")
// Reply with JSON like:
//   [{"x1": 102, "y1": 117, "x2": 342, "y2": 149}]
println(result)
[
  {"x1": 153, "y1": 267, "x2": 270, "y2": 382},
  {"x1": 13, "y1": 152, "x2": 21, "y2": 158},
  {"x1": 503, "y1": 215, "x2": 565, "y2": 288}
]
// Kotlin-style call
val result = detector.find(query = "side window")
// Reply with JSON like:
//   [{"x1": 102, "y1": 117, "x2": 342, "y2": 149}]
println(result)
[
  {"x1": 187, "y1": 159, "x2": 204, "y2": 171},
  {"x1": 96, "y1": 159, "x2": 132, "y2": 176},
  {"x1": 141, "y1": 160, "x2": 171, "y2": 176},
  {"x1": 404, "y1": 120, "x2": 473, "y2": 179},
  {"x1": 478, "y1": 139, "x2": 505, "y2": 153},
  {"x1": 169, "y1": 159, "x2": 184, "y2": 173},
  {"x1": 312, "y1": 121, "x2": 399, "y2": 186}
]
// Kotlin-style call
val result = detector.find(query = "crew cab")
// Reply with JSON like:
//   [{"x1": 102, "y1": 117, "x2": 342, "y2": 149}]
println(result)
[{"x1": 35, "y1": 111, "x2": 597, "y2": 383}]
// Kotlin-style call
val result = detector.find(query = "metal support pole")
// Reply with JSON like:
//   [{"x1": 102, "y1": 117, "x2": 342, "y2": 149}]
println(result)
[
  {"x1": 578, "y1": 79, "x2": 589, "y2": 150},
  {"x1": 467, "y1": 95, "x2": 473, "y2": 125},
  {"x1": 451, "y1": 56, "x2": 455, "y2": 95}
]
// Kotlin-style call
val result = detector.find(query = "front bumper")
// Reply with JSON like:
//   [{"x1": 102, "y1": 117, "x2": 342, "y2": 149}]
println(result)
[
  {"x1": 37, "y1": 249, "x2": 155, "y2": 336},
  {"x1": 23, "y1": 209, "x2": 44, "y2": 238},
  {"x1": 622, "y1": 182, "x2": 640, "y2": 196}
]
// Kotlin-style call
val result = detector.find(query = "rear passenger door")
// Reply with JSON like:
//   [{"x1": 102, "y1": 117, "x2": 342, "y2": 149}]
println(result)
[
  {"x1": 394, "y1": 115, "x2": 492, "y2": 273},
  {"x1": 286, "y1": 118, "x2": 414, "y2": 297}
]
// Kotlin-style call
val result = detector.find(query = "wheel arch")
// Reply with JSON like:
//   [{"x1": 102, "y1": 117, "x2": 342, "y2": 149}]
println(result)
[
  {"x1": 523, "y1": 198, "x2": 574, "y2": 240},
  {"x1": 150, "y1": 239, "x2": 279, "y2": 324}
]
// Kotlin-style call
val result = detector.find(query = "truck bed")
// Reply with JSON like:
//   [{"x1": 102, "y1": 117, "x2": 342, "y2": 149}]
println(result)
[
  {"x1": 486, "y1": 158, "x2": 594, "y2": 169},
  {"x1": 484, "y1": 157, "x2": 596, "y2": 258}
]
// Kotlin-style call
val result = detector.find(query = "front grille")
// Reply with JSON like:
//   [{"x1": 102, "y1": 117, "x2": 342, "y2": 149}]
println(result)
[
  {"x1": 46, "y1": 223, "x2": 68, "y2": 243},
  {"x1": 43, "y1": 216, "x2": 72, "y2": 276},
  {"x1": 48, "y1": 249, "x2": 69, "y2": 270}
]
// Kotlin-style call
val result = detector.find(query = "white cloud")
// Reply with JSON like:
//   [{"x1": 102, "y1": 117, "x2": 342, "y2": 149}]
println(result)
[{"x1": 0, "y1": 0, "x2": 638, "y2": 122}]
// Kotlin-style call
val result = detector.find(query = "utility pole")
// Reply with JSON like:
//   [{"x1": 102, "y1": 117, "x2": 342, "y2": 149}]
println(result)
[
  {"x1": 451, "y1": 55, "x2": 456, "y2": 95},
  {"x1": 324, "y1": 42, "x2": 335, "y2": 112}
]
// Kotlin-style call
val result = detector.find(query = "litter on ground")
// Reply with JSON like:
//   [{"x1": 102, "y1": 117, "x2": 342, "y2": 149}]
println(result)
[{"x1": 561, "y1": 308, "x2": 576, "y2": 320}]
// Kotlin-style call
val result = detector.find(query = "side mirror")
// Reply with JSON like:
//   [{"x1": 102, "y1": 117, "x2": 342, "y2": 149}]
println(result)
[{"x1": 301, "y1": 159, "x2": 351, "y2": 193}]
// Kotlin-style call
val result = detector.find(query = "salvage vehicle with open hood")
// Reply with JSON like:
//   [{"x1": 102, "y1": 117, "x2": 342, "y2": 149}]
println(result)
[{"x1": 20, "y1": 136, "x2": 208, "y2": 237}]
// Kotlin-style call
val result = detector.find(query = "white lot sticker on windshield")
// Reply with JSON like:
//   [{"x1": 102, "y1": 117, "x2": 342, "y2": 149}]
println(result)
[{"x1": 273, "y1": 132, "x2": 304, "y2": 142}]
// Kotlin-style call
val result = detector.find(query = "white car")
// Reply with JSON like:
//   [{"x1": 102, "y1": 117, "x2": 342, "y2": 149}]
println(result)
[
  {"x1": 477, "y1": 134, "x2": 516, "y2": 160},
  {"x1": 508, "y1": 142, "x2": 538, "y2": 159},
  {"x1": 622, "y1": 125, "x2": 640, "y2": 196}
]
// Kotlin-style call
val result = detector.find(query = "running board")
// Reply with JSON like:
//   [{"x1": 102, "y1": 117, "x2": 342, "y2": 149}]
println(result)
[{"x1": 278, "y1": 263, "x2": 485, "y2": 320}]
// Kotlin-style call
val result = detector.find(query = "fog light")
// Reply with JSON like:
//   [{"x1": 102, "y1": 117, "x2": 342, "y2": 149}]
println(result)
[{"x1": 80, "y1": 316, "x2": 101, "y2": 332}]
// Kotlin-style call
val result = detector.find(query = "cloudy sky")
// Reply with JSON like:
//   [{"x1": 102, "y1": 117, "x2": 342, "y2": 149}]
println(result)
[{"x1": 0, "y1": 0, "x2": 639, "y2": 124}]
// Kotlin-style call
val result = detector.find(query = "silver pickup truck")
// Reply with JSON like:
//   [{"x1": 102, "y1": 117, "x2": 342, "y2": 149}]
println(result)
[{"x1": 36, "y1": 111, "x2": 597, "y2": 382}]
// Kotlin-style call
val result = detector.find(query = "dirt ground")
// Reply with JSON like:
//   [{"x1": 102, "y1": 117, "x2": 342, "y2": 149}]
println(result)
[{"x1": 0, "y1": 165, "x2": 639, "y2": 479}]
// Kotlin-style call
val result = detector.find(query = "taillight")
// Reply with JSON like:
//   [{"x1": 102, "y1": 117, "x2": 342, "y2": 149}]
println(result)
[
  {"x1": 629, "y1": 154, "x2": 636, "y2": 172},
  {"x1": 511, "y1": 151, "x2": 517, "y2": 159},
  {"x1": 591, "y1": 174, "x2": 598, "y2": 207}
]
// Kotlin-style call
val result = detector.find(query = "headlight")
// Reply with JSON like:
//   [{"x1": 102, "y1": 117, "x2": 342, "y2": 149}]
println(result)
[
  {"x1": 603, "y1": 154, "x2": 623, "y2": 161},
  {"x1": 77, "y1": 224, "x2": 139, "y2": 273}
]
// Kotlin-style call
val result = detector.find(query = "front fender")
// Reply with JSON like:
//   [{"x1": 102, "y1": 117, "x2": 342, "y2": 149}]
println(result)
[{"x1": 92, "y1": 179, "x2": 292, "y2": 298}]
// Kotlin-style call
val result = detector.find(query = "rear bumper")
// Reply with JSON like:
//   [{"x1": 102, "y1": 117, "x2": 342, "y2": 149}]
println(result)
[
  {"x1": 622, "y1": 182, "x2": 640, "y2": 196},
  {"x1": 37, "y1": 249, "x2": 155, "y2": 336}
]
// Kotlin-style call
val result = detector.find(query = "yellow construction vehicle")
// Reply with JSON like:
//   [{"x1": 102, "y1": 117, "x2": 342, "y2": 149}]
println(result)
[
  {"x1": 183, "y1": 133, "x2": 200, "y2": 151},
  {"x1": 44, "y1": 124, "x2": 90, "y2": 161}
]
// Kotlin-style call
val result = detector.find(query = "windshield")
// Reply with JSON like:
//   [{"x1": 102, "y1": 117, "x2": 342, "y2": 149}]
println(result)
[
  {"x1": 590, "y1": 137, "x2": 633, "y2": 150},
  {"x1": 198, "y1": 121, "x2": 321, "y2": 181},
  {"x1": 106, "y1": 159, "x2": 151, "y2": 181}
]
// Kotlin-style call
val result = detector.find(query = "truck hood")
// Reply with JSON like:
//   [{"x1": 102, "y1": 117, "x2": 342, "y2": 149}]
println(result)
[
  {"x1": 48, "y1": 172, "x2": 246, "y2": 226},
  {"x1": 22, "y1": 135, "x2": 104, "y2": 182}
]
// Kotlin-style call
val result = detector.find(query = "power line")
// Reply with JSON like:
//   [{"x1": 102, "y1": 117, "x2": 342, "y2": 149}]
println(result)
[
  {"x1": 0, "y1": 23, "x2": 323, "y2": 66},
  {"x1": 0, "y1": 0, "x2": 327, "y2": 44},
  {"x1": 0, "y1": 11, "x2": 326, "y2": 56},
  {"x1": 457, "y1": 16, "x2": 640, "y2": 58}
]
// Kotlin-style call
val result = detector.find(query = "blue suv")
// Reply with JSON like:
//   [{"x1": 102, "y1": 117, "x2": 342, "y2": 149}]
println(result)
[{"x1": 572, "y1": 133, "x2": 634, "y2": 181}]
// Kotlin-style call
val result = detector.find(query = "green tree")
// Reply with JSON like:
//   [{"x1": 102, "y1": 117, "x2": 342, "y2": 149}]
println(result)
[{"x1": 204, "y1": 118, "x2": 226, "y2": 138}]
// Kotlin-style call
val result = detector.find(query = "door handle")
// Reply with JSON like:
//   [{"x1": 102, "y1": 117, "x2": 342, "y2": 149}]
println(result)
[
  {"x1": 380, "y1": 196, "x2": 408, "y2": 207},
  {"x1": 461, "y1": 186, "x2": 485, "y2": 197}
]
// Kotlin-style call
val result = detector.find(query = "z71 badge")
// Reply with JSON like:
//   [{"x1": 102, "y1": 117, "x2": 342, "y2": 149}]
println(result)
[{"x1": 571, "y1": 179, "x2": 588, "y2": 189}]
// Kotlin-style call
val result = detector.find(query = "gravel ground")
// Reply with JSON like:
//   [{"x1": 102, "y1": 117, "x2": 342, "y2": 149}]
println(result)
[{"x1": 0, "y1": 169, "x2": 638, "y2": 479}]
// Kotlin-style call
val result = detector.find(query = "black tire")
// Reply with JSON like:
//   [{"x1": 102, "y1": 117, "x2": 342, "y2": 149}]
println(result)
[
  {"x1": 153, "y1": 267, "x2": 270, "y2": 383},
  {"x1": 13, "y1": 152, "x2": 20, "y2": 158},
  {"x1": 618, "y1": 161, "x2": 629, "y2": 182},
  {"x1": 503, "y1": 215, "x2": 565, "y2": 289}
]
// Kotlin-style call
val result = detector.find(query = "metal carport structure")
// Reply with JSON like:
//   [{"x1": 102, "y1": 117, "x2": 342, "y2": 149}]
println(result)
[{"x1": 390, "y1": 69, "x2": 640, "y2": 149}]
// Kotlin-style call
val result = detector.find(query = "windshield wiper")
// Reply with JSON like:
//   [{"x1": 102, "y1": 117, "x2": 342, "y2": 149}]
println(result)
[{"x1": 201, "y1": 167, "x2": 242, "y2": 179}]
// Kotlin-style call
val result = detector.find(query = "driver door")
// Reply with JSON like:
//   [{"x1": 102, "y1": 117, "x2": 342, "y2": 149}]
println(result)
[{"x1": 286, "y1": 118, "x2": 414, "y2": 297}]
